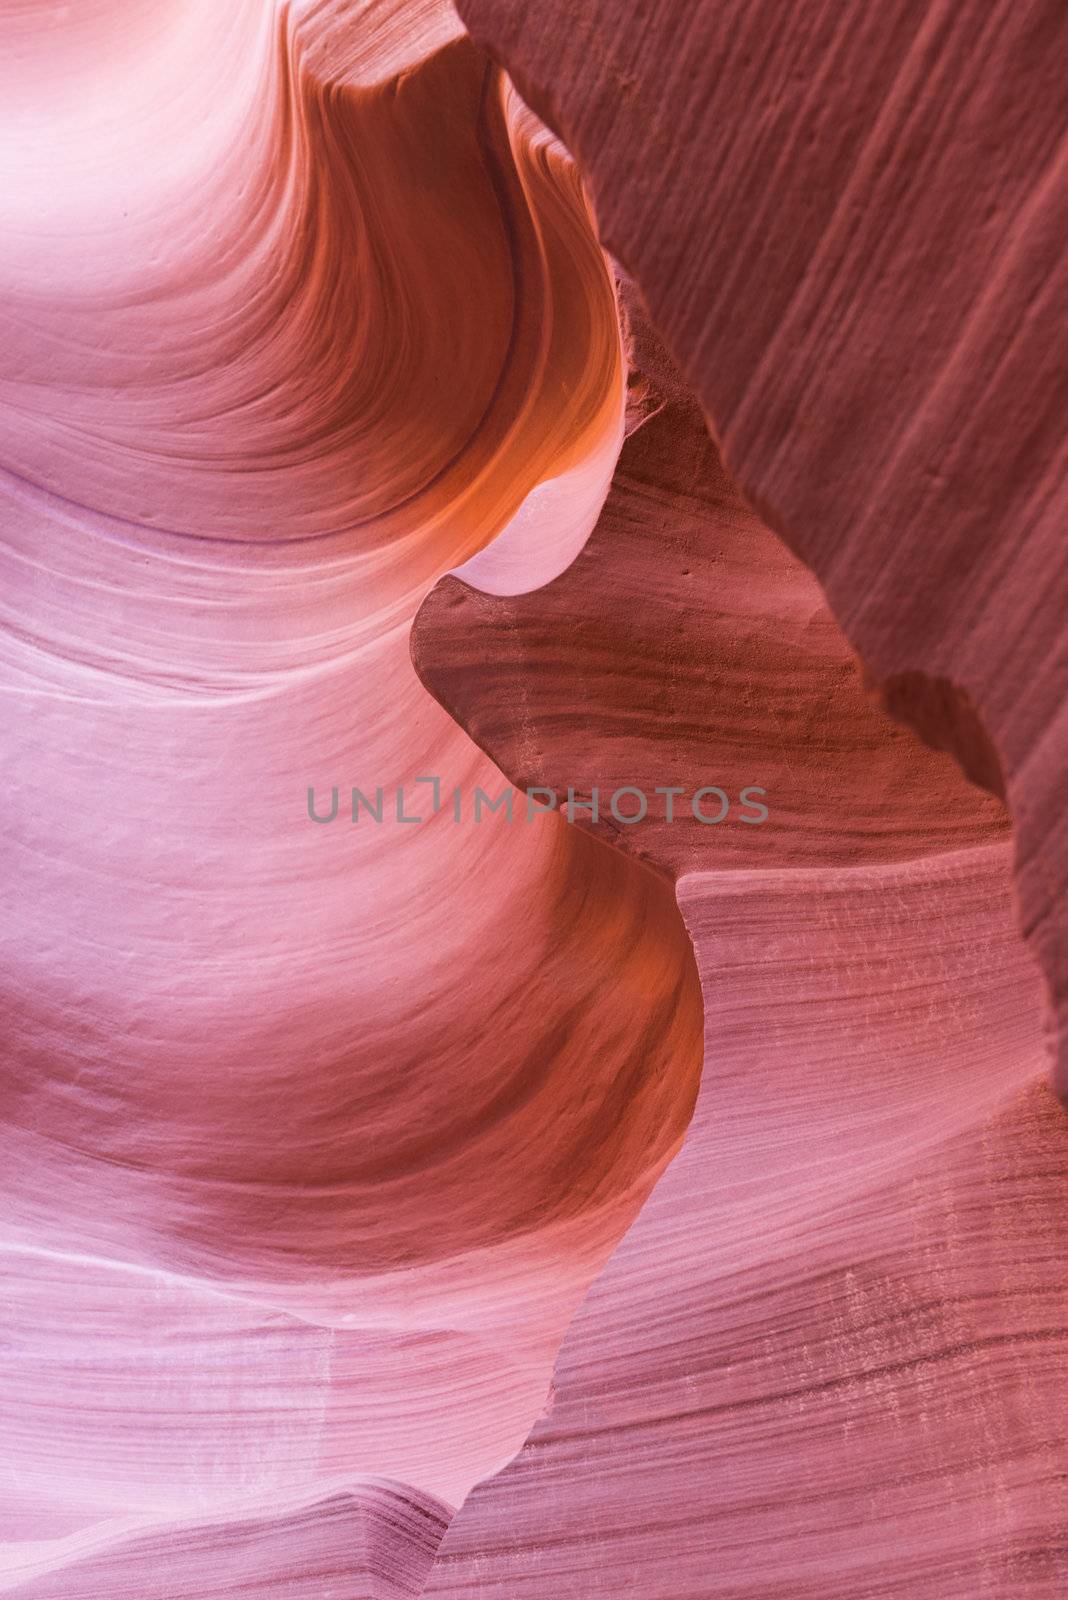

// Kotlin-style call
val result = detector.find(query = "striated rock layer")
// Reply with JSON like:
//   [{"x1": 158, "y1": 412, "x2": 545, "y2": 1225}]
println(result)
[
  {"x1": 411, "y1": 292, "x2": 1066, "y2": 1596},
  {"x1": 0, "y1": 1, "x2": 698, "y2": 1589},
  {"x1": 453, "y1": 0, "x2": 1068, "y2": 1099},
  {"x1": 8, "y1": 1485, "x2": 451, "y2": 1600},
  {"x1": 1, "y1": 0, "x2": 1065, "y2": 1596}
]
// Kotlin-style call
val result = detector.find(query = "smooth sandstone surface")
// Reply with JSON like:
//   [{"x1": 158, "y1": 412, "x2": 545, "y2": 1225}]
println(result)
[
  {"x1": 454, "y1": 0, "x2": 1068, "y2": 1098},
  {"x1": 1, "y1": 0, "x2": 1064, "y2": 1595},
  {"x1": 0, "y1": 3, "x2": 699, "y2": 1588}
]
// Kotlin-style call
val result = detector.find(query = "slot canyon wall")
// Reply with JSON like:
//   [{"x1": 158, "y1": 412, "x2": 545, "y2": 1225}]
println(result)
[{"x1": 0, "y1": 0, "x2": 1064, "y2": 1595}]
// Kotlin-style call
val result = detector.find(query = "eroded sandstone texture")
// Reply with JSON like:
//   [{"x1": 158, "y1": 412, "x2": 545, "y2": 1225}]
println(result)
[
  {"x1": 413, "y1": 291, "x2": 1066, "y2": 1599},
  {"x1": 0, "y1": 0, "x2": 1064, "y2": 1596},
  {"x1": 453, "y1": 0, "x2": 1068, "y2": 1099}
]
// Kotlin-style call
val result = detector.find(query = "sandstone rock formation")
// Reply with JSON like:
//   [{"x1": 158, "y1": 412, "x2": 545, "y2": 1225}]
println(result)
[{"x1": 0, "y1": 1, "x2": 1064, "y2": 1595}]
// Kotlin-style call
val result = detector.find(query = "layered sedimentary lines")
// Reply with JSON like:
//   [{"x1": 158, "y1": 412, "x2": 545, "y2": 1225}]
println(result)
[
  {"x1": 5, "y1": 1484, "x2": 452, "y2": 1599},
  {"x1": 453, "y1": 0, "x2": 1068, "y2": 1097},
  {"x1": 426, "y1": 857, "x2": 1065, "y2": 1598},
  {"x1": 413, "y1": 376, "x2": 1008, "y2": 880},
  {"x1": 0, "y1": 0, "x2": 701, "y2": 1591},
  {"x1": 411, "y1": 289, "x2": 1067, "y2": 1596},
  {"x1": 2, "y1": 0, "x2": 1065, "y2": 1597}
]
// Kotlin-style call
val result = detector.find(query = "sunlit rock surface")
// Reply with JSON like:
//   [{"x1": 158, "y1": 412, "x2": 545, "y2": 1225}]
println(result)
[
  {"x1": 1, "y1": 0, "x2": 1064, "y2": 1595},
  {"x1": 0, "y1": 0, "x2": 700, "y2": 1587}
]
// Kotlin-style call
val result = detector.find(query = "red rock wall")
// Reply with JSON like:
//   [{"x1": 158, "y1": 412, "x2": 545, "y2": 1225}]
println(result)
[{"x1": 0, "y1": 1, "x2": 1064, "y2": 1594}]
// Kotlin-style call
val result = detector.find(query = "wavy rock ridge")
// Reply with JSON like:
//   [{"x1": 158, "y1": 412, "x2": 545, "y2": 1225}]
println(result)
[
  {"x1": 1, "y1": 0, "x2": 1065, "y2": 1595},
  {"x1": 1, "y1": 2, "x2": 700, "y2": 1590},
  {"x1": 413, "y1": 295, "x2": 1066, "y2": 1598}
]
